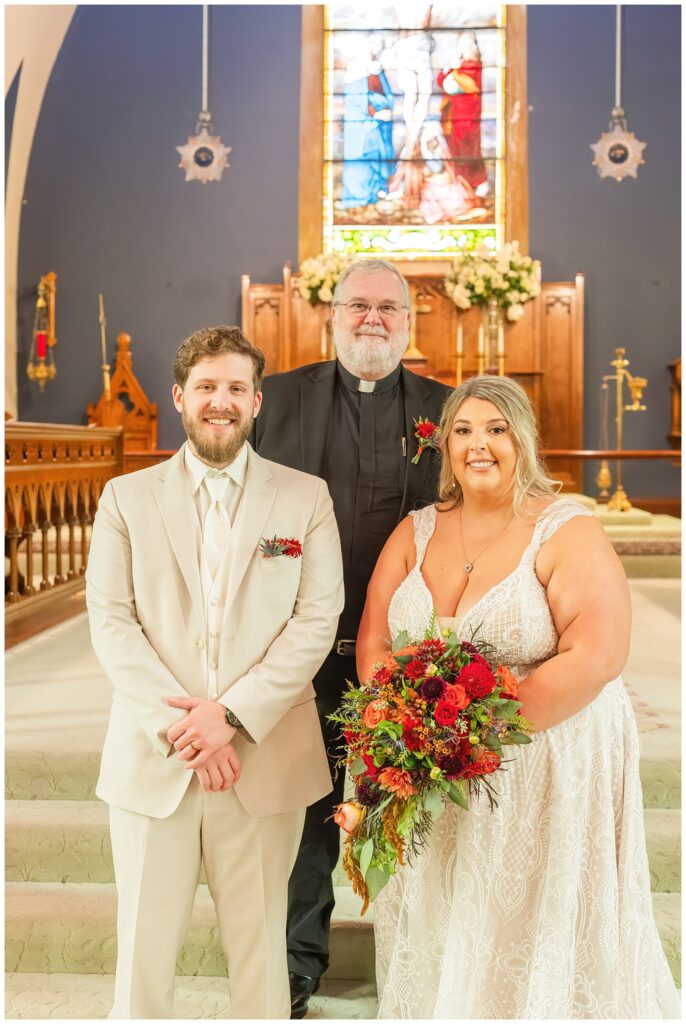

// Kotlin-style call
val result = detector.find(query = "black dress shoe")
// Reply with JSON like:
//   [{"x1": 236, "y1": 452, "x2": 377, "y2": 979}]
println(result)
[{"x1": 289, "y1": 972, "x2": 320, "y2": 1019}]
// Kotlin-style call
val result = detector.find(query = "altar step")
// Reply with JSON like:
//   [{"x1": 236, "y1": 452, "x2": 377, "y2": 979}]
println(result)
[
  {"x1": 3, "y1": 973, "x2": 378, "y2": 1020},
  {"x1": 4, "y1": 879, "x2": 679, "y2": 988},
  {"x1": 6, "y1": 800, "x2": 681, "y2": 894},
  {"x1": 5, "y1": 882, "x2": 374, "y2": 981},
  {"x1": 6, "y1": 744, "x2": 679, "y2": 810}
]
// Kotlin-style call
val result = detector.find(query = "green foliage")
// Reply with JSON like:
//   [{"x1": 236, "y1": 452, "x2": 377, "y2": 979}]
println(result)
[
  {"x1": 359, "y1": 838, "x2": 374, "y2": 879},
  {"x1": 446, "y1": 780, "x2": 469, "y2": 809},
  {"x1": 492, "y1": 699, "x2": 523, "y2": 719}
]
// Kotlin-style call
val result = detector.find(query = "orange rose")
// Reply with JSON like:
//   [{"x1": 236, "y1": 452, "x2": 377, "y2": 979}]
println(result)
[
  {"x1": 497, "y1": 665, "x2": 519, "y2": 699},
  {"x1": 333, "y1": 801, "x2": 365, "y2": 834},
  {"x1": 443, "y1": 682, "x2": 471, "y2": 710},
  {"x1": 362, "y1": 700, "x2": 386, "y2": 729},
  {"x1": 394, "y1": 644, "x2": 419, "y2": 658}
]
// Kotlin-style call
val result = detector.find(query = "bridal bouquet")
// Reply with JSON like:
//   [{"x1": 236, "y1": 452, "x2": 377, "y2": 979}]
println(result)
[
  {"x1": 297, "y1": 251, "x2": 354, "y2": 305},
  {"x1": 443, "y1": 241, "x2": 541, "y2": 322},
  {"x1": 330, "y1": 618, "x2": 532, "y2": 913}
]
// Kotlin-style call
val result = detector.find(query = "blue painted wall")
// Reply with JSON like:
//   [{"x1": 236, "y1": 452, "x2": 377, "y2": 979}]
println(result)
[
  {"x1": 528, "y1": 4, "x2": 681, "y2": 497},
  {"x1": 15, "y1": 4, "x2": 681, "y2": 496},
  {"x1": 17, "y1": 4, "x2": 302, "y2": 446}
]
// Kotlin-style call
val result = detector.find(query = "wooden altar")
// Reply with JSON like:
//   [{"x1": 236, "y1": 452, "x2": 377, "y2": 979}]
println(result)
[{"x1": 241, "y1": 267, "x2": 585, "y2": 491}]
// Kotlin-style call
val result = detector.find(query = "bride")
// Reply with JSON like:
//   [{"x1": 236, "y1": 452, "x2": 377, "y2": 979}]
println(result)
[{"x1": 356, "y1": 375, "x2": 679, "y2": 1019}]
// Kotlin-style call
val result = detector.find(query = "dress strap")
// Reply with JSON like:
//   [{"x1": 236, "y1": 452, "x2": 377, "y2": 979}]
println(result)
[
  {"x1": 409, "y1": 504, "x2": 437, "y2": 568},
  {"x1": 534, "y1": 497, "x2": 594, "y2": 547}
]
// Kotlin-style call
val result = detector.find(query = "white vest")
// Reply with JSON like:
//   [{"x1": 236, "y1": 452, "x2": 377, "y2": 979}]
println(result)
[{"x1": 197, "y1": 492, "x2": 244, "y2": 700}]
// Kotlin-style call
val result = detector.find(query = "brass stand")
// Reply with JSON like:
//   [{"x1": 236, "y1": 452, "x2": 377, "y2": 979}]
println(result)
[{"x1": 604, "y1": 347, "x2": 647, "y2": 512}]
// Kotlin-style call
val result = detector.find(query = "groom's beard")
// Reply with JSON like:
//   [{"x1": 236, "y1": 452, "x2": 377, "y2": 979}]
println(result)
[
  {"x1": 182, "y1": 407, "x2": 254, "y2": 466},
  {"x1": 334, "y1": 324, "x2": 408, "y2": 379}
]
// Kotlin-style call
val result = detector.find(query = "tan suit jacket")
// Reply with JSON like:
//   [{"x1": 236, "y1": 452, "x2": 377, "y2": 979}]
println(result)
[{"x1": 86, "y1": 443, "x2": 344, "y2": 820}]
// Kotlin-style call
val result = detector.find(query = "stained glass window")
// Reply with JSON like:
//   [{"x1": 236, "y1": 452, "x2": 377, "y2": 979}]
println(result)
[{"x1": 323, "y1": 2, "x2": 506, "y2": 259}]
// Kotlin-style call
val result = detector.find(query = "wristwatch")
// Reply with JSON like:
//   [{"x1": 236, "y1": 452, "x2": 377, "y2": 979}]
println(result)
[{"x1": 225, "y1": 707, "x2": 242, "y2": 730}]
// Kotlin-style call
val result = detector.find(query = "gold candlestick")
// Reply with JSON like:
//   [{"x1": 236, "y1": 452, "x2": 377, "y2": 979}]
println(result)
[
  {"x1": 98, "y1": 294, "x2": 112, "y2": 400},
  {"x1": 604, "y1": 347, "x2": 648, "y2": 512},
  {"x1": 497, "y1": 321, "x2": 505, "y2": 376},
  {"x1": 456, "y1": 322, "x2": 463, "y2": 385}
]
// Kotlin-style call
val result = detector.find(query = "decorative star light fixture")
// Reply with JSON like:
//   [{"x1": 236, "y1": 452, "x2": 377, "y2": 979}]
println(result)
[
  {"x1": 591, "y1": 5, "x2": 646, "y2": 181},
  {"x1": 177, "y1": 5, "x2": 231, "y2": 183}
]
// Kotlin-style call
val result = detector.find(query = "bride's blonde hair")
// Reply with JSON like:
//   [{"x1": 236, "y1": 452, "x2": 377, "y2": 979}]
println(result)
[{"x1": 437, "y1": 375, "x2": 559, "y2": 515}]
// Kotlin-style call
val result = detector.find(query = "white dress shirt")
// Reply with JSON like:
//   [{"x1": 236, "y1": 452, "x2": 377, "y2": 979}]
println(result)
[{"x1": 183, "y1": 441, "x2": 249, "y2": 700}]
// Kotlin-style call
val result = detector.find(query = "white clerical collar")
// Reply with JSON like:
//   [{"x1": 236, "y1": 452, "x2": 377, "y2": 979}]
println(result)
[
  {"x1": 183, "y1": 441, "x2": 248, "y2": 495},
  {"x1": 357, "y1": 378, "x2": 376, "y2": 393}
]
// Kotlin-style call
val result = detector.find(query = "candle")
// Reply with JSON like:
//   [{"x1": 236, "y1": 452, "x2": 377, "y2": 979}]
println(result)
[
  {"x1": 477, "y1": 324, "x2": 484, "y2": 356},
  {"x1": 497, "y1": 322, "x2": 505, "y2": 357},
  {"x1": 35, "y1": 331, "x2": 48, "y2": 359},
  {"x1": 99, "y1": 294, "x2": 107, "y2": 365},
  {"x1": 456, "y1": 322, "x2": 463, "y2": 356}
]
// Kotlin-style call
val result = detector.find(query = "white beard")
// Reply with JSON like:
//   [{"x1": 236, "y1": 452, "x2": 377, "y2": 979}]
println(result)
[{"x1": 335, "y1": 327, "x2": 408, "y2": 380}]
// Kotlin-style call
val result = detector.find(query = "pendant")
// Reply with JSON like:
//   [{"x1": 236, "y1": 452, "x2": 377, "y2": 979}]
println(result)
[{"x1": 464, "y1": 562, "x2": 474, "y2": 574}]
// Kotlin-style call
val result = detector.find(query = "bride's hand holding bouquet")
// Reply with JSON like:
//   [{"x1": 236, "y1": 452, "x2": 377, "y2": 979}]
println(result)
[{"x1": 330, "y1": 616, "x2": 532, "y2": 914}]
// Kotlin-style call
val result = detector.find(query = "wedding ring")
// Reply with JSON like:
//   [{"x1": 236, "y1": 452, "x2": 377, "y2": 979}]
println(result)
[{"x1": 191, "y1": 742, "x2": 200, "y2": 751}]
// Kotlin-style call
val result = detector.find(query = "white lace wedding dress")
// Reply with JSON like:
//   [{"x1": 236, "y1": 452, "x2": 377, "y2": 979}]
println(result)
[{"x1": 375, "y1": 499, "x2": 680, "y2": 1019}]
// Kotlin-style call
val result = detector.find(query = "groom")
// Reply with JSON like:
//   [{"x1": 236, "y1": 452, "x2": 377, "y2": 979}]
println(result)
[{"x1": 86, "y1": 326, "x2": 343, "y2": 1019}]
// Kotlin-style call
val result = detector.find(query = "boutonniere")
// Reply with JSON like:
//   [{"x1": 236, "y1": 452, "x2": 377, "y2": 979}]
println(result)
[
  {"x1": 260, "y1": 536, "x2": 303, "y2": 559},
  {"x1": 411, "y1": 417, "x2": 440, "y2": 464}
]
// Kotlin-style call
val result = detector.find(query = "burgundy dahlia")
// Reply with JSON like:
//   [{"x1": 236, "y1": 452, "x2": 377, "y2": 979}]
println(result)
[
  {"x1": 419, "y1": 677, "x2": 446, "y2": 701},
  {"x1": 356, "y1": 781, "x2": 383, "y2": 807},
  {"x1": 437, "y1": 753, "x2": 465, "y2": 779}
]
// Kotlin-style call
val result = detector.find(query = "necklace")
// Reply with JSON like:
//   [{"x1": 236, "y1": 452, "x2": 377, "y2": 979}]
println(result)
[{"x1": 458, "y1": 506, "x2": 515, "y2": 575}]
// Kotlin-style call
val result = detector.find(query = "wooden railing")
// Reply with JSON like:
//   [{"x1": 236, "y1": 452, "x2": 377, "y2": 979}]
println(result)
[{"x1": 5, "y1": 423, "x2": 124, "y2": 612}]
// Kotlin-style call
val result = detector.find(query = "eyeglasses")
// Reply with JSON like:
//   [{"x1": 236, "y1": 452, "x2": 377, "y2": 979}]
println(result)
[{"x1": 334, "y1": 300, "x2": 408, "y2": 318}]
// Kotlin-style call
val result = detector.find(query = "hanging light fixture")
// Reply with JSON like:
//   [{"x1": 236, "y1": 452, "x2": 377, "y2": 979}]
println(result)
[
  {"x1": 26, "y1": 272, "x2": 57, "y2": 392},
  {"x1": 591, "y1": 5, "x2": 646, "y2": 181},
  {"x1": 177, "y1": 4, "x2": 231, "y2": 183}
]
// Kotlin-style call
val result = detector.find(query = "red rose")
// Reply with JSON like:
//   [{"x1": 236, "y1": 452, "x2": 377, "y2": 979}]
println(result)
[
  {"x1": 456, "y1": 661, "x2": 497, "y2": 699},
  {"x1": 362, "y1": 753, "x2": 380, "y2": 779},
  {"x1": 434, "y1": 700, "x2": 460, "y2": 727},
  {"x1": 343, "y1": 729, "x2": 354, "y2": 744},
  {"x1": 404, "y1": 658, "x2": 427, "y2": 681},
  {"x1": 283, "y1": 539, "x2": 302, "y2": 557},
  {"x1": 417, "y1": 422, "x2": 436, "y2": 438},
  {"x1": 462, "y1": 749, "x2": 501, "y2": 778}
]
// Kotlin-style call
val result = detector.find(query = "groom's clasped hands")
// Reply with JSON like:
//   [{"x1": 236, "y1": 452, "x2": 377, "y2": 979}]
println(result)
[{"x1": 165, "y1": 696, "x2": 241, "y2": 793}]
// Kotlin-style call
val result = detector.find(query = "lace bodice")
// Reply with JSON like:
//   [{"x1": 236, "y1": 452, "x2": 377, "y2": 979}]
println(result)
[{"x1": 387, "y1": 498, "x2": 593, "y2": 678}]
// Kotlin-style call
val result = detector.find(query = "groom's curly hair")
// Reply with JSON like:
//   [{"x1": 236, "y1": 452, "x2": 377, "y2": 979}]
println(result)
[{"x1": 173, "y1": 325, "x2": 265, "y2": 392}]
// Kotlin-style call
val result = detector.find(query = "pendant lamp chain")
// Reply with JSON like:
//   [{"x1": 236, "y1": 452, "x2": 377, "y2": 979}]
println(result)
[
  {"x1": 176, "y1": 4, "x2": 231, "y2": 183},
  {"x1": 590, "y1": 5, "x2": 646, "y2": 181}
]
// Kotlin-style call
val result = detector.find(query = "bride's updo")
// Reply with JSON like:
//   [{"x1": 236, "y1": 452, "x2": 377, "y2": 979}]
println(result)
[{"x1": 436, "y1": 375, "x2": 559, "y2": 514}]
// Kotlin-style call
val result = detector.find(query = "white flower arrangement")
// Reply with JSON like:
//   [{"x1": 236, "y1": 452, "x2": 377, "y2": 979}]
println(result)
[
  {"x1": 297, "y1": 251, "x2": 355, "y2": 306},
  {"x1": 444, "y1": 242, "x2": 541, "y2": 322}
]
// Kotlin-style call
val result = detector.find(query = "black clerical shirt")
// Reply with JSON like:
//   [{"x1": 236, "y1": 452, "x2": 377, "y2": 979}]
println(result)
[{"x1": 321, "y1": 361, "x2": 406, "y2": 638}]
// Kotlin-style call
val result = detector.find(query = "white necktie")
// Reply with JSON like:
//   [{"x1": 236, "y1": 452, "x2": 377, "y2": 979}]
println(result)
[{"x1": 203, "y1": 471, "x2": 231, "y2": 579}]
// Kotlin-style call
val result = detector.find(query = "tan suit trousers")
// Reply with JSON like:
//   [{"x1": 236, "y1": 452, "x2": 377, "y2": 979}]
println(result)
[{"x1": 108, "y1": 776, "x2": 305, "y2": 1019}]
